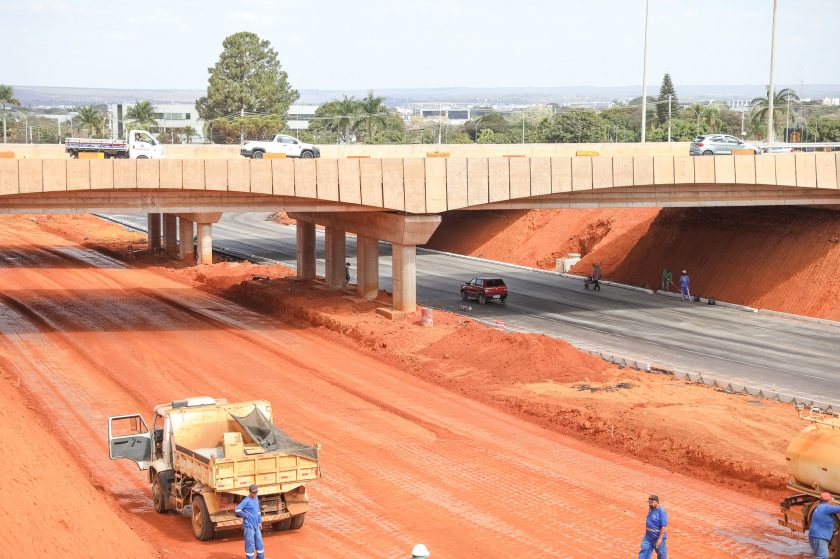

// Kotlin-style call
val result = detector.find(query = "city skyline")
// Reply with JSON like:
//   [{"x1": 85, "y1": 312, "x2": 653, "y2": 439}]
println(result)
[{"x1": 2, "y1": 0, "x2": 839, "y2": 92}]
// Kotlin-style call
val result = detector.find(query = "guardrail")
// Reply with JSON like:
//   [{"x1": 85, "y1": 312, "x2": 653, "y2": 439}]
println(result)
[{"x1": 758, "y1": 142, "x2": 840, "y2": 151}]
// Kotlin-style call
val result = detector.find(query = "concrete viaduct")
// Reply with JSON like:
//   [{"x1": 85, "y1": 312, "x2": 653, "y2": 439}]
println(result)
[{"x1": 1, "y1": 152, "x2": 839, "y2": 312}]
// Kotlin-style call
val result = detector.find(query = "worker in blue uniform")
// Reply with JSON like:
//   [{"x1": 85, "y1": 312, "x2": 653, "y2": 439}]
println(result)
[
  {"x1": 809, "y1": 492, "x2": 840, "y2": 559},
  {"x1": 639, "y1": 494, "x2": 668, "y2": 559},
  {"x1": 235, "y1": 484, "x2": 265, "y2": 559}
]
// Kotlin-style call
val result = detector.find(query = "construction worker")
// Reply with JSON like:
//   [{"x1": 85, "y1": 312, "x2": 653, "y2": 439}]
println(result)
[
  {"x1": 638, "y1": 494, "x2": 667, "y2": 559},
  {"x1": 808, "y1": 492, "x2": 840, "y2": 559},
  {"x1": 344, "y1": 261, "x2": 351, "y2": 286},
  {"x1": 234, "y1": 484, "x2": 265, "y2": 559},
  {"x1": 660, "y1": 268, "x2": 673, "y2": 292},
  {"x1": 591, "y1": 263, "x2": 602, "y2": 291},
  {"x1": 679, "y1": 270, "x2": 691, "y2": 302},
  {"x1": 411, "y1": 543, "x2": 430, "y2": 558}
]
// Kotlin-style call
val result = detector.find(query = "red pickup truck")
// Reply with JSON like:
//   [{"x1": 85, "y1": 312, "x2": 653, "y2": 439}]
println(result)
[{"x1": 460, "y1": 277, "x2": 508, "y2": 305}]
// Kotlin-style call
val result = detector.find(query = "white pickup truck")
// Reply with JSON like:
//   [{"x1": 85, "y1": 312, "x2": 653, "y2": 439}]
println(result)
[
  {"x1": 65, "y1": 129, "x2": 165, "y2": 159},
  {"x1": 240, "y1": 134, "x2": 320, "y2": 159}
]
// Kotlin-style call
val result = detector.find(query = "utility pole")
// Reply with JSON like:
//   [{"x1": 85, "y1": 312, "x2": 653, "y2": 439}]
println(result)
[
  {"x1": 521, "y1": 109, "x2": 525, "y2": 144},
  {"x1": 640, "y1": 0, "x2": 650, "y2": 143},
  {"x1": 741, "y1": 111, "x2": 746, "y2": 136},
  {"x1": 240, "y1": 106, "x2": 245, "y2": 144},
  {"x1": 767, "y1": 0, "x2": 778, "y2": 142},
  {"x1": 667, "y1": 94, "x2": 672, "y2": 142},
  {"x1": 57, "y1": 118, "x2": 61, "y2": 143},
  {"x1": 437, "y1": 103, "x2": 442, "y2": 144}
]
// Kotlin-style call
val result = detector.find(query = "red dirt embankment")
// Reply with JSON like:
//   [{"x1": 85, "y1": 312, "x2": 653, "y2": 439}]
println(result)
[
  {"x1": 29, "y1": 214, "x2": 805, "y2": 502},
  {"x1": 426, "y1": 206, "x2": 840, "y2": 320}
]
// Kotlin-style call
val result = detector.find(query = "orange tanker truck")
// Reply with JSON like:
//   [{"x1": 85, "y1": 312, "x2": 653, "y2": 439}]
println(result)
[{"x1": 779, "y1": 407, "x2": 840, "y2": 557}]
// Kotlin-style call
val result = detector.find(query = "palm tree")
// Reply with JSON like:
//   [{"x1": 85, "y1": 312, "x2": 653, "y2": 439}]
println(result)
[
  {"x1": 125, "y1": 100, "x2": 158, "y2": 132},
  {"x1": 700, "y1": 103, "x2": 727, "y2": 133},
  {"x1": 357, "y1": 91, "x2": 387, "y2": 141},
  {"x1": 750, "y1": 86, "x2": 799, "y2": 140},
  {"x1": 77, "y1": 106, "x2": 104, "y2": 137},
  {"x1": 180, "y1": 126, "x2": 197, "y2": 144},
  {"x1": 330, "y1": 95, "x2": 360, "y2": 143},
  {"x1": 0, "y1": 84, "x2": 21, "y2": 143}
]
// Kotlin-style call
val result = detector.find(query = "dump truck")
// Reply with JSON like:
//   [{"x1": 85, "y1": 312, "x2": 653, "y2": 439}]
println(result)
[
  {"x1": 65, "y1": 129, "x2": 164, "y2": 159},
  {"x1": 108, "y1": 397, "x2": 320, "y2": 540},
  {"x1": 779, "y1": 407, "x2": 840, "y2": 557}
]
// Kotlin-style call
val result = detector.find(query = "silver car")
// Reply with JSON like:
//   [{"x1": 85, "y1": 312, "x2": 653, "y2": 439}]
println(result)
[{"x1": 689, "y1": 134, "x2": 761, "y2": 156}]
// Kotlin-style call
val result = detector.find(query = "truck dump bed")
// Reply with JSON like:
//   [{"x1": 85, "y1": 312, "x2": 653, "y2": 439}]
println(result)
[{"x1": 169, "y1": 401, "x2": 319, "y2": 495}]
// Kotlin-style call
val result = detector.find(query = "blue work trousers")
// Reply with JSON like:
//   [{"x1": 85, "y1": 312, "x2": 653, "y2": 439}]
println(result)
[
  {"x1": 244, "y1": 526, "x2": 265, "y2": 559},
  {"x1": 638, "y1": 537, "x2": 667, "y2": 559},
  {"x1": 810, "y1": 536, "x2": 829, "y2": 559}
]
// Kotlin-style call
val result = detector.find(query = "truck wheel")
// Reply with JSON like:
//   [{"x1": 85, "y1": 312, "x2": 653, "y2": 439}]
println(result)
[
  {"x1": 272, "y1": 518, "x2": 293, "y2": 531},
  {"x1": 152, "y1": 473, "x2": 172, "y2": 513},
  {"x1": 191, "y1": 495, "x2": 215, "y2": 541},
  {"x1": 289, "y1": 513, "x2": 305, "y2": 530},
  {"x1": 479, "y1": 294, "x2": 487, "y2": 305},
  {"x1": 461, "y1": 290, "x2": 468, "y2": 301},
  {"x1": 252, "y1": 151, "x2": 264, "y2": 159},
  {"x1": 300, "y1": 150, "x2": 315, "y2": 159},
  {"x1": 136, "y1": 155, "x2": 149, "y2": 159}
]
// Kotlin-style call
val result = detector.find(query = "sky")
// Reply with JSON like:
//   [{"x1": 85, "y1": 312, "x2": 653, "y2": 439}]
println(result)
[{"x1": 2, "y1": 0, "x2": 839, "y2": 92}]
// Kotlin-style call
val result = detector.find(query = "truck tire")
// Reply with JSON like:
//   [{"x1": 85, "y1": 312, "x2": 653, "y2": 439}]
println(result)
[
  {"x1": 478, "y1": 294, "x2": 487, "y2": 305},
  {"x1": 272, "y1": 517, "x2": 293, "y2": 531},
  {"x1": 152, "y1": 472, "x2": 172, "y2": 513},
  {"x1": 191, "y1": 494, "x2": 216, "y2": 541},
  {"x1": 252, "y1": 151, "x2": 264, "y2": 159},
  {"x1": 300, "y1": 150, "x2": 315, "y2": 159},
  {"x1": 289, "y1": 513, "x2": 305, "y2": 530},
  {"x1": 136, "y1": 155, "x2": 149, "y2": 159}
]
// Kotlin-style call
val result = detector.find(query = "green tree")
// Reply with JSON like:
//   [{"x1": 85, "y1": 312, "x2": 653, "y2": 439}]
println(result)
[
  {"x1": 465, "y1": 112, "x2": 508, "y2": 141},
  {"x1": 356, "y1": 91, "x2": 388, "y2": 141},
  {"x1": 196, "y1": 31, "x2": 299, "y2": 143},
  {"x1": 649, "y1": 118, "x2": 698, "y2": 142},
  {"x1": 539, "y1": 110, "x2": 607, "y2": 143},
  {"x1": 810, "y1": 115, "x2": 840, "y2": 142},
  {"x1": 310, "y1": 95, "x2": 360, "y2": 143},
  {"x1": 0, "y1": 84, "x2": 21, "y2": 143},
  {"x1": 476, "y1": 128, "x2": 497, "y2": 144},
  {"x1": 125, "y1": 100, "x2": 157, "y2": 131},
  {"x1": 750, "y1": 86, "x2": 799, "y2": 139},
  {"x1": 77, "y1": 106, "x2": 105, "y2": 137},
  {"x1": 656, "y1": 73, "x2": 678, "y2": 126}
]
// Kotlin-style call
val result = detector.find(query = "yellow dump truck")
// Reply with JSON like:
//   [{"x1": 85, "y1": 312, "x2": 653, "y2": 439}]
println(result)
[
  {"x1": 779, "y1": 408, "x2": 840, "y2": 557},
  {"x1": 108, "y1": 397, "x2": 321, "y2": 540}
]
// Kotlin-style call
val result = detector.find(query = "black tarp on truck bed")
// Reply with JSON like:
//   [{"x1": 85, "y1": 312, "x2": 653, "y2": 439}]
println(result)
[{"x1": 230, "y1": 407, "x2": 319, "y2": 461}]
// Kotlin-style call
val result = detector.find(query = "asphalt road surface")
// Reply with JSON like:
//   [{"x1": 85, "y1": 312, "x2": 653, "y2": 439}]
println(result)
[{"x1": 108, "y1": 212, "x2": 840, "y2": 408}]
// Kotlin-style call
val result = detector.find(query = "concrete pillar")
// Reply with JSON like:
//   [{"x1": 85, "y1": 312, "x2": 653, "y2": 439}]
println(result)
[
  {"x1": 147, "y1": 213, "x2": 161, "y2": 251},
  {"x1": 356, "y1": 235, "x2": 379, "y2": 300},
  {"x1": 324, "y1": 226, "x2": 346, "y2": 289},
  {"x1": 197, "y1": 223, "x2": 213, "y2": 265},
  {"x1": 392, "y1": 243, "x2": 416, "y2": 313},
  {"x1": 178, "y1": 217, "x2": 194, "y2": 263},
  {"x1": 296, "y1": 221, "x2": 316, "y2": 280},
  {"x1": 163, "y1": 214, "x2": 178, "y2": 258}
]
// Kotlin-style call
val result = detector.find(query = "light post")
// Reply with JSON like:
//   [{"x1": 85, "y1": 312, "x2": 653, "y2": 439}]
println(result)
[
  {"x1": 767, "y1": 0, "x2": 778, "y2": 142},
  {"x1": 473, "y1": 115, "x2": 485, "y2": 144},
  {"x1": 640, "y1": 0, "x2": 650, "y2": 143},
  {"x1": 684, "y1": 106, "x2": 701, "y2": 136}
]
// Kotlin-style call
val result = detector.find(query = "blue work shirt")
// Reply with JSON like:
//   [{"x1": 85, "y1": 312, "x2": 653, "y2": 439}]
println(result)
[
  {"x1": 234, "y1": 495, "x2": 262, "y2": 530},
  {"x1": 679, "y1": 275, "x2": 690, "y2": 289},
  {"x1": 809, "y1": 503, "x2": 840, "y2": 541},
  {"x1": 645, "y1": 506, "x2": 668, "y2": 541}
]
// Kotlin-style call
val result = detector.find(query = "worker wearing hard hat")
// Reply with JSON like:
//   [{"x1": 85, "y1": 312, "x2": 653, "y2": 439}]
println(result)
[
  {"x1": 235, "y1": 484, "x2": 265, "y2": 559},
  {"x1": 411, "y1": 543, "x2": 430, "y2": 558},
  {"x1": 808, "y1": 492, "x2": 840, "y2": 559}
]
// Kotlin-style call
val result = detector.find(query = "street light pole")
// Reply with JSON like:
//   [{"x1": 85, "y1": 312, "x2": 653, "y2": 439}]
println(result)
[
  {"x1": 640, "y1": 0, "x2": 650, "y2": 143},
  {"x1": 767, "y1": 0, "x2": 778, "y2": 142}
]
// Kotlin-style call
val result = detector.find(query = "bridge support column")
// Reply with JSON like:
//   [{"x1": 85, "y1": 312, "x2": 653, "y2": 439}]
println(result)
[
  {"x1": 356, "y1": 235, "x2": 379, "y2": 300},
  {"x1": 392, "y1": 243, "x2": 416, "y2": 313},
  {"x1": 147, "y1": 213, "x2": 161, "y2": 252},
  {"x1": 178, "y1": 217, "x2": 194, "y2": 263},
  {"x1": 163, "y1": 214, "x2": 178, "y2": 258},
  {"x1": 296, "y1": 221, "x2": 316, "y2": 280},
  {"x1": 197, "y1": 222, "x2": 213, "y2": 265},
  {"x1": 324, "y1": 227, "x2": 346, "y2": 289}
]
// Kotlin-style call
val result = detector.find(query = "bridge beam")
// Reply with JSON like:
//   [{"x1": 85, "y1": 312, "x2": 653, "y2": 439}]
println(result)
[
  {"x1": 325, "y1": 227, "x2": 346, "y2": 289},
  {"x1": 147, "y1": 213, "x2": 161, "y2": 251},
  {"x1": 178, "y1": 217, "x2": 194, "y2": 263},
  {"x1": 163, "y1": 214, "x2": 178, "y2": 258},
  {"x1": 296, "y1": 221, "x2": 316, "y2": 280},
  {"x1": 288, "y1": 211, "x2": 440, "y2": 246},
  {"x1": 356, "y1": 235, "x2": 379, "y2": 300}
]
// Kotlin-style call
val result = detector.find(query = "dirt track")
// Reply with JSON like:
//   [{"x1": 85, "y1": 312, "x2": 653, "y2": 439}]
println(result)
[{"x1": 0, "y1": 219, "x2": 809, "y2": 558}]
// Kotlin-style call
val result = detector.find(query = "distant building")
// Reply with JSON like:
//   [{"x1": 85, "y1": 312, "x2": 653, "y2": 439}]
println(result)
[
  {"x1": 286, "y1": 105, "x2": 319, "y2": 130},
  {"x1": 822, "y1": 97, "x2": 840, "y2": 106}
]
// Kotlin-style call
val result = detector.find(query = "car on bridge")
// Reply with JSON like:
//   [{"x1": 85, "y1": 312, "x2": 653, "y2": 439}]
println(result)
[
  {"x1": 461, "y1": 277, "x2": 508, "y2": 305},
  {"x1": 689, "y1": 134, "x2": 761, "y2": 156},
  {"x1": 240, "y1": 134, "x2": 321, "y2": 159}
]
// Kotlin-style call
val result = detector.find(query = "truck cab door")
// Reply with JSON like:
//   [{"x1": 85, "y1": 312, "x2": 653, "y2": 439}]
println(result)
[
  {"x1": 279, "y1": 135, "x2": 301, "y2": 157},
  {"x1": 129, "y1": 131, "x2": 157, "y2": 159},
  {"x1": 109, "y1": 414, "x2": 152, "y2": 470}
]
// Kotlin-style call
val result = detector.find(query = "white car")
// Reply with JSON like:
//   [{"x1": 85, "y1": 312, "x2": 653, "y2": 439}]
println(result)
[{"x1": 240, "y1": 134, "x2": 320, "y2": 159}]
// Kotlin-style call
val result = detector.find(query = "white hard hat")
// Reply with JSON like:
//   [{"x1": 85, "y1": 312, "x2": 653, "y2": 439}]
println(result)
[{"x1": 411, "y1": 543, "x2": 430, "y2": 558}]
